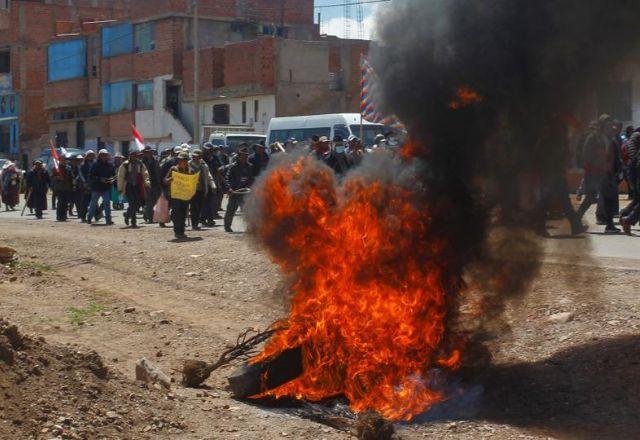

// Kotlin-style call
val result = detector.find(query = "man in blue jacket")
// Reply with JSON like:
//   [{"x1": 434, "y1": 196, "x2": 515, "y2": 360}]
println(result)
[{"x1": 87, "y1": 149, "x2": 116, "y2": 225}]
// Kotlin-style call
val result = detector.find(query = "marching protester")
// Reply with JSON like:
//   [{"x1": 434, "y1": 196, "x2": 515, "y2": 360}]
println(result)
[
  {"x1": 77, "y1": 150, "x2": 95, "y2": 222},
  {"x1": 576, "y1": 114, "x2": 621, "y2": 233},
  {"x1": 117, "y1": 150, "x2": 150, "y2": 228},
  {"x1": 347, "y1": 135, "x2": 366, "y2": 166},
  {"x1": 309, "y1": 136, "x2": 330, "y2": 161},
  {"x1": 249, "y1": 143, "x2": 270, "y2": 177},
  {"x1": 158, "y1": 146, "x2": 183, "y2": 228},
  {"x1": 224, "y1": 146, "x2": 254, "y2": 233},
  {"x1": 51, "y1": 154, "x2": 74, "y2": 222},
  {"x1": 1, "y1": 162, "x2": 20, "y2": 211},
  {"x1": 70, "y1": 155, "x2": 83, "y2": 217},
  {"x1": 324, "y1": 135, "x2": 353, "y2": 175},
  {"x1": 164, "y1": 151, "x2": 194, "y2": 239},
  {"x1": 88, "y1": 149, "x2": 116, "y2": 226},
  {"x1": 112, "y1": 153, "x2": 125, "y2": 210},
  {"x1": 201, "y1": 143, "x2": 224, "y2": 225},
  {"x1": 24, "y1": 160, "x2": 50, "y2": 220},
  {"x1": 188, "y1": 149, "x2": 215, "y2": 230},
  {"x1": 141, "y1": 146, "x2": 161, "y2": 224}
]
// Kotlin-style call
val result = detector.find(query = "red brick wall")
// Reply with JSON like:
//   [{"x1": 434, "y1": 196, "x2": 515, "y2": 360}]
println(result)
[
  {"x1": 224, "y1": 37, "x2": 275, "y2": 89},
  {"x1": 183, "y1": 47, "x2": 225, "y2": 99},
  {"x1": 44, "y1": 78, "x2": 90, "y2": 109},
  {"x1": 107, "y1": 112, "x2": 134, "y2": 138}
]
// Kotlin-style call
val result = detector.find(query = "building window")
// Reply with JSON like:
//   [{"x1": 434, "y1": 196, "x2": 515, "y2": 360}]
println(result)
[
  {"x1": 102, "y1": 81, "x2": 133, "y2": 113},
  {"x1": 0, "y1": 1, "x2": 9, "y2": 11},
  {"x1": 102, "y1": 23, "x2": 133, "y2": 58},
  {"x1": 241, "y1": 101, "x2": 247, "y2": 124},
  {"x1": 134, "y1": 22, "x2": 155, "y2": 54},
  {"x1": 598, "y1": 81, "x2": 633, "y2": 122},
  {"x1": 48, "y1": 39, "x2": 87, "y2": 82},
  {"x1": 135, "y1": 82, "x2": 153, "y2": 109},
  {"x1": 0, "y1": 51, "x2": 9, "y2": 73},
  {"x1": 254, "y1": 100, "x2": 259, "y2": 122},
  {"x1": 213, "y1": 104, "x2": 230, "y2": 125}
]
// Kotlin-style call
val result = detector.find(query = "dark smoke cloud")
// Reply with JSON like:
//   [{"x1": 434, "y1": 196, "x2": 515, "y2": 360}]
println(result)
[{"x1": 371, "y1": 0, "x2": 640, "y2": 346}]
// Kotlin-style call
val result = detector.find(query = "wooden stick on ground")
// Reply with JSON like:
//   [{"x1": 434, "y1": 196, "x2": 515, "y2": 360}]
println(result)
[{"x1": 181, "y1": 322, "x2": 285, "y2": 387}]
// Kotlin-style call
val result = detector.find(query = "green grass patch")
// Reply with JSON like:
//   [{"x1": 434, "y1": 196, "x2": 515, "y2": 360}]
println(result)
[{"x1": 67, "y1": 303, "x2": 109, "y2": 325}]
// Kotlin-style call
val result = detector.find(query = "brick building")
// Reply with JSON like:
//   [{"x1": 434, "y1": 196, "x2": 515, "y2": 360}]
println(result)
[
  {"x1": 0, "y1": 0, "x2": 370, "y2": 163},
  {"x1": 0, "y1": 0, "x2": 129, "y2": 165}
]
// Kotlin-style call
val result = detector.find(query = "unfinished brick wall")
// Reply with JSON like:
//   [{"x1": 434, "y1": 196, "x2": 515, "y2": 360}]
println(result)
[
  {"x1": 183, "y1": 47, "x2": 225, "y2": 100},
  {"x1": 224, "y1": 37, "x2": 275, "y2": 89}
]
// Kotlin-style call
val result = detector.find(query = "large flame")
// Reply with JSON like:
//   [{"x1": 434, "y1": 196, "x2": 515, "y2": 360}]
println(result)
[{"x1": 248, "y1": 156, "x2": 464, "y2": 421}]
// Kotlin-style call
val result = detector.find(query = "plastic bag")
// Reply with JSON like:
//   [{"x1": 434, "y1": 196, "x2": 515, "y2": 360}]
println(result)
[{"x1": 153, "y1": 194, "x2": 170, "y2": 223}]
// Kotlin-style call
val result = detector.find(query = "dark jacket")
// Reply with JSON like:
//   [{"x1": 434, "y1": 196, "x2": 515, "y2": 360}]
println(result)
[
  {"x1": 324, "y1": 152, "x2": 353, "y2": 175},
  {"x1": 89, "y1": 160, "x2": 116, "y2": 192},
  {"x1": 51, "y1": 163, "x2": 74, "y2": 192},
  {"x1": 142, "y1": 156, "x2": 161, "y2": 189},
  {"x1": 25, "y1": 169, "x2": 50, "y2": 210},
  {"x1": 249, "y1": 152, "x2": 270, "y2": 177},
  {"x1": 79, "y1": 160, "x2": 94, "y2": 192},
  {"x1": 225, "y1": 161, "x2": 254, "y2": 192}
]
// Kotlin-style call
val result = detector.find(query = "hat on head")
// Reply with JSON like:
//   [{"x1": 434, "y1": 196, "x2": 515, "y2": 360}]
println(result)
[
  {"x1": 177, "y1": 152, "x2": 190, "y2": 160},
  {"x1": 173, "y1": 146, "x2": 183, "y2": 154},
  {"x1": 114, "y1": 153, "x2": 124, "y2": 158},
  {"x1": 98, "y1": 149, "x2": 109, "y2": 155},
  {"x1": 181, "y1": 143, "x2": 190, "y2": 149},
  {"x1": 85, "y1": 150, "x2": 95, "y2": 156},
  {"x1": 142, "y1": 145, "x2": 153, "y2": 152},
  {"x1": 348, "y1": 135, "x2": 359, "y2": 142},
  {"x1": 74, "y1": 155, "x2": 83, "y2": 160},
  {"x1": 34, "y1": 159, "x2": 43, "y2": 165},
  {"x1": 203, "y1": 142, "x2": 213, "y2": 150},
  {"x1": 319, "y1": 136, "x2": 329, "y2": 143},
  {"x1": 237, "y1": 146, "x2": 250, "y2": 155},
  {"x1": 192, "y1": 149, "x2": 202, "y2": 156},
  {"x1": 252, "y1": 143, "x2": 265, "y2": 150}
]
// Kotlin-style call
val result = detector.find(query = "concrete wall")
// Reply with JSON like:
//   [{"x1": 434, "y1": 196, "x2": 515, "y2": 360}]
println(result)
[
  {"x1": 135, "y1": 75, "x2": 192, "y2": 144},
  {"x1": 48, "y1": 117, "x2": 104, "y2": 150},
  {"x1": 201, "y1": 94, "x2": 275, "y2": 133}
]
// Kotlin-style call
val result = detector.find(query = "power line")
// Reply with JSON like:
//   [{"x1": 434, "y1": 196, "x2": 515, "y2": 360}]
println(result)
[{"x1": 314, "y1": 0, "x2": 390, "y2": 9}]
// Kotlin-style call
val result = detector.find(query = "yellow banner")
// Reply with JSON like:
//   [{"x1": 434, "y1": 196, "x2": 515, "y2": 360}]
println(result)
[{"x1": 171, "y1": 171, "x2": 200, "y2": 201}]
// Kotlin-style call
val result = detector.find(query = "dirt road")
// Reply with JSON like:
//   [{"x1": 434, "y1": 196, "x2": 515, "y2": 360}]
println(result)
[{"x1": 0, "y1": 206, "x2": 638, "y2": 439}]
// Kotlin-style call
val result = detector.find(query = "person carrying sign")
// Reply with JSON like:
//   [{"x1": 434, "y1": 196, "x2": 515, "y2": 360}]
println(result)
[{"x1": 164, "y1": 152, "x2": 199, "y2": 240}]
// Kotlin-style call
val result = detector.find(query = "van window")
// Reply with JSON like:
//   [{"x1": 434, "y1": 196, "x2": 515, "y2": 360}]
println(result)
[
  {"x1": 269, "y1": 127, "x2": 331, "y2": 145},
  {"x1": 333, "y1": 124, "x2": 349, "y2": 141}
]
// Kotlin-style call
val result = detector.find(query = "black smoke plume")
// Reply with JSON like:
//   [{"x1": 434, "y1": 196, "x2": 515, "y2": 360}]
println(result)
[{"x1": 372, "y1": 0, "x2": 640, "y2": 342}]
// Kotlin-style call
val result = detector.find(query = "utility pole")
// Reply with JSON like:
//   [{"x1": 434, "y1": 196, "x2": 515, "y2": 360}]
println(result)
[{"x1": 193, "y1": 0, "x2": 200, "y2": 144}]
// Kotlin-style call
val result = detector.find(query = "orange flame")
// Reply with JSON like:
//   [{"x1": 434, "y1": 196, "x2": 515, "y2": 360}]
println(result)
[
  {"x1": 449, "y1": 86, "x2": 483, "y2": 110},
  {"x1": 249, "y1": 157, "x2": 463, "y2": 421}
]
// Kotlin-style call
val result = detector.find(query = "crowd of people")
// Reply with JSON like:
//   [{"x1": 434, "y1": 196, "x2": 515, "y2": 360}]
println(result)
[{"x1": 1, "y1": 121, "x2": 638, "y2": 237}]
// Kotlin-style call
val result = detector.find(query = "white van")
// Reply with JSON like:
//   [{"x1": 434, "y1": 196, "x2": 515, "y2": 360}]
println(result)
[
  {"x1": 208, "y1": 132, "x2": 267, "y2": 154},
  {"x1": 266, "y1": 113, "x2": 387, "y2": 147}
]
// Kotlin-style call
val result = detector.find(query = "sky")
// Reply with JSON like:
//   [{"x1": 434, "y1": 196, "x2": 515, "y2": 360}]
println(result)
[{"x1": 314, "y1": 0, "x2": 384, "y2": 40}]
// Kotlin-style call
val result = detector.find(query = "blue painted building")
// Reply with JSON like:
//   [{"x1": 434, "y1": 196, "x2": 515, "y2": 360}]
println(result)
[{"x1": 0, "y1": 91, "x2": 19, "y2": 156}]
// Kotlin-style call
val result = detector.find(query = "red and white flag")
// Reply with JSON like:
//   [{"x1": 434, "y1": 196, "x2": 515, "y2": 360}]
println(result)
[
  {"x1": 49, "y1": 140, "x2": 61, "y2": 172},
  {"x1": 132, "y1": 124, "x2": 145, "y2": 152}
]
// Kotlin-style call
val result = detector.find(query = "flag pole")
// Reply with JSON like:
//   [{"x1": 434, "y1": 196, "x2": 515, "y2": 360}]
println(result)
[{"x1": 359, "y1": 54, "x2": 364, "y2": 143}]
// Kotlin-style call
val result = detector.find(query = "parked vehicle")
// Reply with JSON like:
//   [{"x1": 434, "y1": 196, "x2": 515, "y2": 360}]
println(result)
[
  {"x1": 36, "y1": 147, "x2": 84, "y2": 173},
  {"x1": 208, "y1": 132, "x2": 266, "y2": 154},
  {"x1": 266, "y1": 113, "x2": 387, "y2": 147}
]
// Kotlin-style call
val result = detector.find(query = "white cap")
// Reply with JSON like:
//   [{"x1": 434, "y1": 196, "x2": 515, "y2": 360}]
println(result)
[
  {"x1": 181, "y1": 143, "x2": 190, "y2": 149},
  {"x1": 173, "y1": 146, "x2": 183, "y2": 153},
  {"x1": 98, "y1": 149, "x2": 109, "y2": 155},
  {"x1": 85, "y1": 150, "x2": 95, "y2": 156}
]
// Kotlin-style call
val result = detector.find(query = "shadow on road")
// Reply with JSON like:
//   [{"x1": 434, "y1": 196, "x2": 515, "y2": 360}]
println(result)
[{"x1": 419, "y1": 335, "x2": 640, "y2": 439}]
